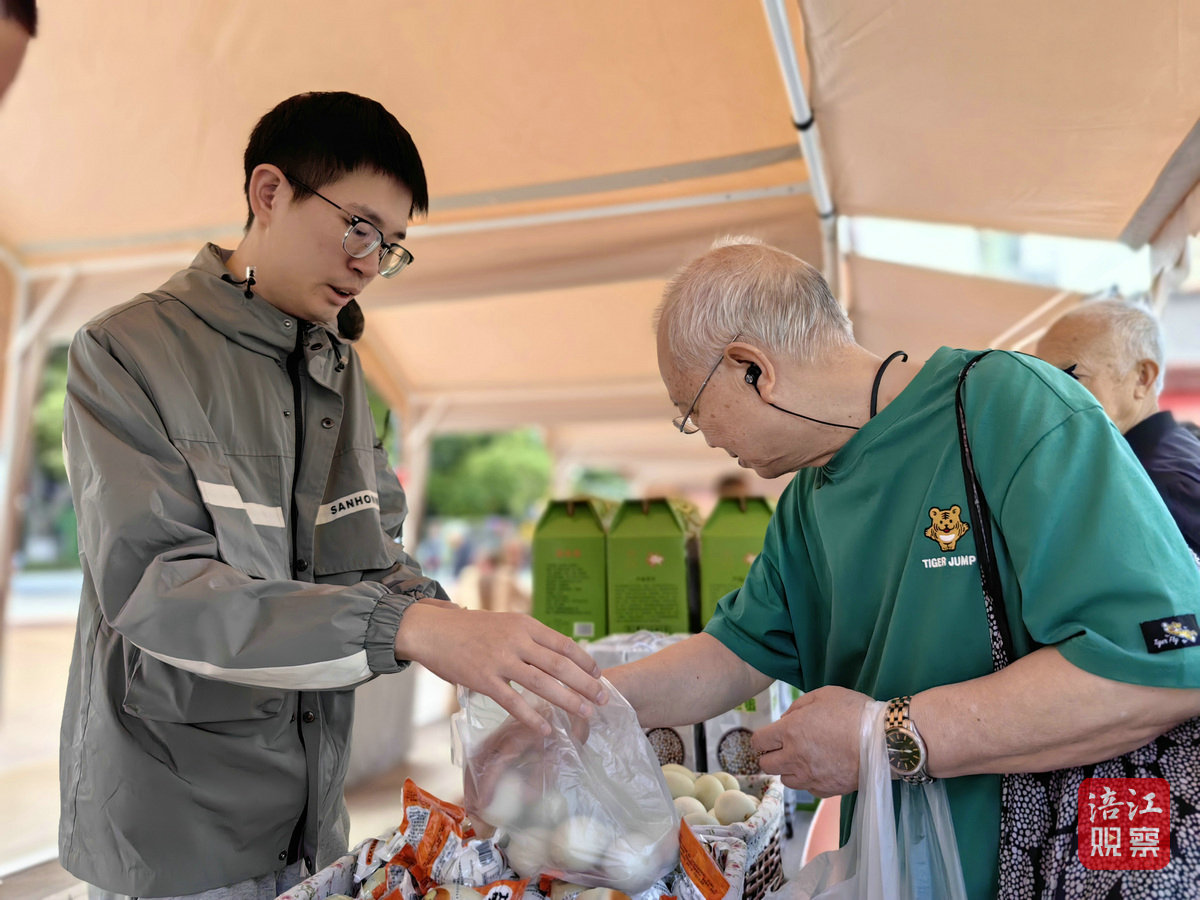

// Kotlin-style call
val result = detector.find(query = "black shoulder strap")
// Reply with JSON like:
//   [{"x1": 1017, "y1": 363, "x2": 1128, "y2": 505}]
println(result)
[{"x1": 955, "y1": 351, "x2": 1017, "y2": 670}]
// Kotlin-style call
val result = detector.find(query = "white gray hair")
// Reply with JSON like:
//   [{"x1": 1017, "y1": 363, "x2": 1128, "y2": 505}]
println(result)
[
  {"x1": 654, "y1": 236, "x2": 854, "y2": 371},
  {"x1": 1060, "y1": 296, "x2": 1166, "y2": 394}
]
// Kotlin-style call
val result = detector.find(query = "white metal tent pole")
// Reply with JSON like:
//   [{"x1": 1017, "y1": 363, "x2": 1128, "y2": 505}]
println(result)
[
  {"x1": 761, "y1": 0, "x2": 840, "y2": 296},
  {"x1": 400, "y1": 397, "x2": 449, "y2": 557}
]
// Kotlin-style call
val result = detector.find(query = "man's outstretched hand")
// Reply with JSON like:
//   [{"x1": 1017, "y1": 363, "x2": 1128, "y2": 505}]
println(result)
[{"x1": 394, "y1": 603, "x2": 608, "y2": 735}]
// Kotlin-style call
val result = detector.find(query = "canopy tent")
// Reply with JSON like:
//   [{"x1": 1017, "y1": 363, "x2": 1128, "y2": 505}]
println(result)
[{"x1": 3, "y1": 0, "x2": 1200, "y2": 636}]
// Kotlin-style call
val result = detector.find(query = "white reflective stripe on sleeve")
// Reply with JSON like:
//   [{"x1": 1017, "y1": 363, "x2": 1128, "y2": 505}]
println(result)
[
  {"x1": 139, "y1": 646, "x2": 372, "y2": 690},
  {"x1": 197, "y1": 480, "x2": 286, "y2": 528},
  {"x1": 315, "y1": 490, "x2": 380, "y2": 526}
]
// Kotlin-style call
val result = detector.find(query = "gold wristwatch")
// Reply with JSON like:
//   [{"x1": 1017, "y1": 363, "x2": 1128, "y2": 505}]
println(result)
[{"x1": 885, "y1": 696, "x2": 934, "y2": 784}]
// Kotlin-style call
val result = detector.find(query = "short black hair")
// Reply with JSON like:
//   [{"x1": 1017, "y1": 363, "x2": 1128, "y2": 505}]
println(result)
[
  {"x1": 1, "y1": 0, "x2": 37, "y2": 36},
  {"x1": 242, "y1": 91, "x2": 428, "y2": 229}
]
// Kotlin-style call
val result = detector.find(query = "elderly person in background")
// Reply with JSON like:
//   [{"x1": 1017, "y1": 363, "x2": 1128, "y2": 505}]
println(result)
[
  {"x1": 604, "y1": 237, "x2": 1200, "y2": 899},
  {"x1": 1035, "y1": 297, "x2": 1200, "y2": 556}
]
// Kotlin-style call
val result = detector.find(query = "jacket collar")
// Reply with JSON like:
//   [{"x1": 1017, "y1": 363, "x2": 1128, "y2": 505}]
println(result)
[{"x1": 157, "y1": 244, "x2": 349, "y2": 359}]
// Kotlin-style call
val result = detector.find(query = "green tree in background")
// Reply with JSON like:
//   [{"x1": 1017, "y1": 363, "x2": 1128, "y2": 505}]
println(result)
[
  {"x1": 33, "y1": 345, "x2": 69, "y2": 481},
  {"x1": 571, "y1": 467, "x2": 628, "y2": 502},
  {"x1": 426, "y1": 430, "x2": 551, "y2": 518},
  {"x1": 24, "y1": 345, "x2": 76, "y2": 566}
]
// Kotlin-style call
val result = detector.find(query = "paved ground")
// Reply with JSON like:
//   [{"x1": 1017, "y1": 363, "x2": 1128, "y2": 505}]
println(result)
[{"x1": 0, "y1": 620, "x2": 75, "y2": 880}]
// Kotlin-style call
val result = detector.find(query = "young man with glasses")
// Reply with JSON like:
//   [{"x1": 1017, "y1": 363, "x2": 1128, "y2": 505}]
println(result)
[{"x1": 60, "y1": 92, "x2": 606, "y2": 900}]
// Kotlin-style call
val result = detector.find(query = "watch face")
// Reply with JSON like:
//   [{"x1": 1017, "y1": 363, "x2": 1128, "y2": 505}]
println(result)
[{"x1": 886, "y1": 729, "x2": 922, "y2": 773}]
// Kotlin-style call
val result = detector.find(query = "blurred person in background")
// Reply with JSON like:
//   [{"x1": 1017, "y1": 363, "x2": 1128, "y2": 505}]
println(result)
[
  {"x1": 1035, "y1": 297, "x2": 1200, "y2": 556},
  {"x1": 61, "y1": 91, "x2": 604, "y2": 900},
  {"x1": 0, "y1": 0, "x2": 35, "y2": 102},
  {"x1": 715, "y1": 472, "x2": 751, "y2": 499}
]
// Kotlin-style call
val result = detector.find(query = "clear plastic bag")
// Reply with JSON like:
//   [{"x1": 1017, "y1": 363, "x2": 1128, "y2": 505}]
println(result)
[
  {"x1": 771, "y1": 701, "x2": 967, "y2": 900},
  {"x1": 451, "y1": 676, "x2": 679, "y2": 893}
]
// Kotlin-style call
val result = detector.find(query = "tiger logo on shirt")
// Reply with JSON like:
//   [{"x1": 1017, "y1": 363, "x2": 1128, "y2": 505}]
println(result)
[{"x1": 925, "y1": 505, "x2": 970, "y2": 552}]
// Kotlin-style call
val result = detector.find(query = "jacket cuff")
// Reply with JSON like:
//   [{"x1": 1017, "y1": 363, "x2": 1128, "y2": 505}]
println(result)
[
  {"x1": 381, "y1": 570, "x2": 450, "y2": 602},
  {"x1": 365, "y1": 594, "x2": 418, "y2": 674}
]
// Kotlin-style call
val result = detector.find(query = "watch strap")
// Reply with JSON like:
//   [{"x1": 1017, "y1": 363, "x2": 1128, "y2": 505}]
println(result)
[
  {"x1": 885, "y1": 695, "x2": 934, "y2": 784},
  {"x1": 886, "y1": 695, "x2": 913, "y2": 729}
]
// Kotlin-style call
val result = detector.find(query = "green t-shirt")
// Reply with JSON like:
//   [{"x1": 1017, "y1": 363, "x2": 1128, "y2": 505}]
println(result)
[{"x1": 706, "y1": 347, "x2": 1200, "y2": 900}]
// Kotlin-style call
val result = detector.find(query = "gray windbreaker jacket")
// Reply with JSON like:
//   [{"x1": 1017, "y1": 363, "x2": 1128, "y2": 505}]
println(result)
[{"x1": 59, "y1": 244, "x2": 442, "y2": 895}]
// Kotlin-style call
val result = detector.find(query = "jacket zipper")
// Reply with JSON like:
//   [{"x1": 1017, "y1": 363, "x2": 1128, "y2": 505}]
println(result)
[
  {"x1": 286, "y1": 326, "x2": 306, "y2": 579},
  {"x1": 284, "y1": 324, "x2": 310, "y2": 866}
]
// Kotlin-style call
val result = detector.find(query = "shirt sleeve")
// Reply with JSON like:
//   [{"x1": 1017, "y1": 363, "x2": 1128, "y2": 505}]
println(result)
[
  {"x1": 65, "y1": 324, "x2": 420, "y2": 690},
  {"x1": 970, "y1": 358, "x2": 1200, "y2": 689}
]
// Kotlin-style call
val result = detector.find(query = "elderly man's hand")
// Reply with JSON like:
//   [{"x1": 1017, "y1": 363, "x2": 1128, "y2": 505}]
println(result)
[
  {"x1": 394, "y1": 604, "x2": 607, "y2": 736},
  {"x1": 751, "y1": 685, "x2": 871, "y2": 797}
]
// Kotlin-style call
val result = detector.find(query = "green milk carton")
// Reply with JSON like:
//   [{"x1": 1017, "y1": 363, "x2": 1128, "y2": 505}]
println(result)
[
  {"x1": 699, "y1": 496, "x2": 774, "y2": 625},
  {"x1": 532, "y1": 498, "x2": 610, "y2": 640},
  {"x1": 606, "y1": 498, "x2": 695, "y2": 634}
]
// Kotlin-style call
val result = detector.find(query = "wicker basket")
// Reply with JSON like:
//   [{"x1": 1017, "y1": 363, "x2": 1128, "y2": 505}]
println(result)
[
  {"x1": 280, "y1": 778, "x2": 785, "y2": 900},
  {"x1": 691, "y1": 774, "x2": 786, "y2": 900},
  {"x1": 276, "y1": 845, "x2": 359, "y2": 900}
]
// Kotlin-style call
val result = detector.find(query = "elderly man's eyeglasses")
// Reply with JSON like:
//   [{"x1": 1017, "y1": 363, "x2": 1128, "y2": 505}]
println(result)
[
  {"x1": 674, "y1": 334, "x2": 741, "y2": 434},
  {"x1": 283, "y1": 174, "x2": 414, "y2": 278}
]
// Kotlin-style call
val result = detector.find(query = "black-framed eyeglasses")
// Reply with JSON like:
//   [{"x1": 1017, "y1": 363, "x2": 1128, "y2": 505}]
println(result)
[
  {"x1": 1062, "y1": 364, "x2": 1080, "y2": 380},
  {"x1": 283, "y1": 174, "x2": 414, "y2": 278},
  {"x1": 674, "y1": 332, "x2": 742, "y2": 434}
]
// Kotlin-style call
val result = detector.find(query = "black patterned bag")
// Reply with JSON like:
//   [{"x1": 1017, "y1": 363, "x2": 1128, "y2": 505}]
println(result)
[{"x1": 956, "y1": 352, "x2": 1200, "y2": 898}]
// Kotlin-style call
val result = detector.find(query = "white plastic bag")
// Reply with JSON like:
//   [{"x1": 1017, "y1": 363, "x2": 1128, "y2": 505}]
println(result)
[
  {"x1": 773, "y1": 701, "x2": 967, "y2": 900},
  {"x1": 452, "y1": 676, "x2": 679, "y2": 893},
  {"x1": 896, "y1": 779, "x2": 967, "y2": 900}
]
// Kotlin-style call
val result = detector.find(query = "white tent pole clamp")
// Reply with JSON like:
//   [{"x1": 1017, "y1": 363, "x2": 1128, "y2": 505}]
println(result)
[{"x1": 761, "y1": 0, "x2": 840, "y2": 295}]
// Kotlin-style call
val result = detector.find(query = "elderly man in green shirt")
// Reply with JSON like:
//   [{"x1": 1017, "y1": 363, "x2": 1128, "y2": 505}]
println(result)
[{"x1": 606, "y1": 237, "x2": 1200, "y2": 899}]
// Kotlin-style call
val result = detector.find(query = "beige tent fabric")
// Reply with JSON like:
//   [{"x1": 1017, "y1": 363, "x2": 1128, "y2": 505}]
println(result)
[
  {"x1": 0, "y1": 1, "x2": 809, "y2": 260},
  {"x1": 845, "y1": 256, "x2": 1078, "y2": 363},
  {"x1": 799, "y1": 0, "x2": 1200, "y2": 240}
]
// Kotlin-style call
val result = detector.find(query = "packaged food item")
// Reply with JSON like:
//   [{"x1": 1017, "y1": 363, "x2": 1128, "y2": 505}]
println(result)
[
  {"x1": 671, "y1": 821, "x2": 747, "y2": 900},
  {"x1": 354, "y1": 778, "x2": 505, "y2": 898},
  {"x1": 606, "y1": 499, "x2": 698, "y2": 635},
  {"x1": 422, "y1": 878, "x2": 528, "y2": 900},
  {"x1": 698, "y1": 497, "x2": 773, "y2": 625},
  {"x1": 533, "y1": 498, "x2": 613, "y2": 639},
  {"x1": 703, "y1": 686, "x2": 773, "y2": 776}
]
